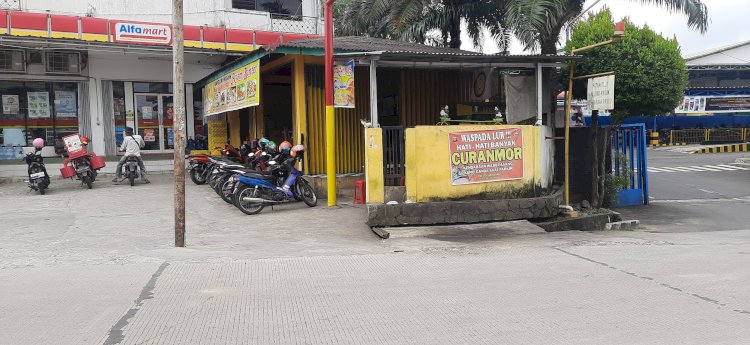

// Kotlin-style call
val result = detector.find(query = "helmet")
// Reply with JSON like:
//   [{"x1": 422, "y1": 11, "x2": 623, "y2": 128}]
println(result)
[
  {"x1": 266, "y1": 140, "x2": 277, "y2": 151},
  {"x1": 80, "y1": 136, "x2": 90, "y2": 146},
  {"x1": 278, "y1": 141, "x2": 292, "y2": 153},
  {"x1": 291, "y1": 144, "x2": 305, "y2": 157},
  {"x1": 32, "y1": 138, "x2": 45, "y2": 149}
]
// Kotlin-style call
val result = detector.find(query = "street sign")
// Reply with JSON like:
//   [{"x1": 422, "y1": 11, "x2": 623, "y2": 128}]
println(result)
[{"x1": 587, "y1": 75, "x2": 615, "y2": 111}]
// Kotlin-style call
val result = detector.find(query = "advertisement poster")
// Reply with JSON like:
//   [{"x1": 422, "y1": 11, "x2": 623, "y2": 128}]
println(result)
[
  {"x1": 27, "y1": 92, "x2": 51, "y2": 118},
  {"x1": 334, "y1": 60, "x2": 355, "y2": 108},
  {"x1": 141, "y1": 106, "x2": 154, "y2": 120},
  {"x1": 54, "y1": 91, "x2": 77, "y2": 117},
  {"x1": 167, "y1": 127, "x2": 174, "y2": 146},
  {"x1": 143, "y1": 128, "x2": 156, "y2": 142},
  {"x1": 2, "y1": 95, "x2": 20, "y2": 114},
  {"x1": 449, "y1": 128, "x2": 524, "y2": 185},
  {"x1": 203, "y1": 59, "x2": 260, "y2": 116},
  {"x1": 675, "y1": 95, "x2": 750, "y2": 114}
]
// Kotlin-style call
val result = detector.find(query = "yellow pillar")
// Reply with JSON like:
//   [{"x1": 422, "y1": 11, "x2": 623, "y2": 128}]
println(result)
[
  {"x1": 326, "y1": 105, "x2": 336, "y2": 206},
  {"x1": 292, "y1": 56, "x2": 308, "y2": 171},
  {"x1": 364, "y1": 128, "x2": 384, "y2": 203},
  {"x1": 228, "y1": 110, "x2": 241, "y2": 147}
]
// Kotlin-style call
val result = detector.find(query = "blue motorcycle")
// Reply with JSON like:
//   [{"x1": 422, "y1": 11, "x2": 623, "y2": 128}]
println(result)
[{"x1": 231, "y1": 156, "x2": 317, "y2": 215}]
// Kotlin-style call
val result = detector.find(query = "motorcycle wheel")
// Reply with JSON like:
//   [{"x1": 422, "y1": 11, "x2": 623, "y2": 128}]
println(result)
[
  {"x1": 213, "y1": 175, "x2": 228, "y2": 196},
  {"x1": 84, "y1": 175, "x2": 93, "y2": 189},
  {"x1": 129, "y1": 173, "x2": 135, "y2": 186},
  {"x1": 39, "y1": 186, "x2": 46, "y2": 195},
  {"x1": 233, "y1": 185, "x2": 265, "y2": 215},
  {"x1": 190, "y1": 167, "x2": 207, "y2": 185},
  {"x1": 219, "y1": 179, "x2": 235, "y2": 204},
  {"x1": 297, "y1": 178, "x2": 317, "y2": 207}
]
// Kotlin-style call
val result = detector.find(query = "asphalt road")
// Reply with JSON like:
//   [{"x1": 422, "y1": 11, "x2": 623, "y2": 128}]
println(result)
[{"x1": 616, "y1": 149, "x2": 750, "y2": 232}]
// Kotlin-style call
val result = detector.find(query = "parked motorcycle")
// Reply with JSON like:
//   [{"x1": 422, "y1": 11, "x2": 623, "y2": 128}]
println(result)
[
  {"x1": 59, "y1": 134, "x2": 106, "y2": 189},
  {"x1": 232, "y1": 145, "x2": 316, "y2": 215},
  {"x1": 24, "y1": 138, "x2": 50, "y2": 195},
  {"x1": 187, "y1": 153, "x2": 211, "y2": 185}
]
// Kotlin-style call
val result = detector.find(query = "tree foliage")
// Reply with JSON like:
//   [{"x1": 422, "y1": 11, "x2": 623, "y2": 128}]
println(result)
[
  {"x1": 565, "y1": 9, "x2": 688, "y2": 120},
  {"x1": 335, "y1": 0, "x2": 507, "y2": 50}
]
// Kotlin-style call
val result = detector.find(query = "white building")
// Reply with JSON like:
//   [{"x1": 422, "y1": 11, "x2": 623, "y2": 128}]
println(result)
[{"x1": 0, "y1": 1, "x2": 319, "y2": 157}]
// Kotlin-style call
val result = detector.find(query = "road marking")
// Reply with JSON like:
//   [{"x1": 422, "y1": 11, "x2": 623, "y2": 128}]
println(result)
[
  {"x1": 716, "y1": 164, "x2": 748, "y2": 170},
  {"x1": 698, "y1": 189, "x2": 718, "y2": 194},
  {"x1": 647, "y1": 164, "x2": 749, "y2": 173}
]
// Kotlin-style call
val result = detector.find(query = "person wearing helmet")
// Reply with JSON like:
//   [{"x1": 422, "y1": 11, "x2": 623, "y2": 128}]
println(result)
[{"x1": 114, "y1": 127, "x2": 149, "y2": 183}]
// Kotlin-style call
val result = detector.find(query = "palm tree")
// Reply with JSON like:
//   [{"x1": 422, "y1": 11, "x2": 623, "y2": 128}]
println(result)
[
  {"x1": 503, "y1": 0, "x2": 709, "y2": 54},
  {"x1": 336, "y1": 0, "x2": 507, "y2": 50}
]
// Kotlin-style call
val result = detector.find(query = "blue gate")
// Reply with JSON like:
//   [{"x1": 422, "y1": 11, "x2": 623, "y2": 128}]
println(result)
[{"x1": 611, "y1": 124, "x2": 649, "y2": 206}]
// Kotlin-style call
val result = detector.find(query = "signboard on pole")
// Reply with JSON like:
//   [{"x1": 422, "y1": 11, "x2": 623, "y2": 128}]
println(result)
[
  {"x1": 203, "y1": 59, "x2": 260, "y2": 117},
  {"x1": 587, "y1": 75, "x2": 615, "y2": 111},
  {"x1": 449, "y1": 128, "x2": 524, "y2": 185},
  {"x1": 334, "y1": 60, "x2": 355, "y2": 108},
  {"x1": 675, "y1": 95, "x2": 750, "y2": 114}
]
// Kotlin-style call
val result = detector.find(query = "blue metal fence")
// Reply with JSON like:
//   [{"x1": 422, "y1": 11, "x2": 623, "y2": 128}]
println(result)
[{"x1": 611, "y1": 124, "x2": 649, "y2": 206}]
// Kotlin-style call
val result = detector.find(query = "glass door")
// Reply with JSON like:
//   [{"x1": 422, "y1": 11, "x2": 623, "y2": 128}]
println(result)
[
  {"x1": 162, "y1": 95, "x2": 174, "y2": 150},
  {"x1": 135, "y1": 94, "x2": 161, "y2": 151}
]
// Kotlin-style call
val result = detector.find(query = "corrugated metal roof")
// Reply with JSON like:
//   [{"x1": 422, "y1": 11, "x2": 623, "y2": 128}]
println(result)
[
  {"x1": 684, "y1": 40, "x2": 750, "y2": 61},
  {"x1": 274, "y1": 36, "x2": 480, "y2": 55}
]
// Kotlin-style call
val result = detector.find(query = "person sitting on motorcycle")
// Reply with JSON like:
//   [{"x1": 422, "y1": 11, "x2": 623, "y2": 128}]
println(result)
[{"x1": 113, "y1": 127, "x2": 149, "y2": 183}]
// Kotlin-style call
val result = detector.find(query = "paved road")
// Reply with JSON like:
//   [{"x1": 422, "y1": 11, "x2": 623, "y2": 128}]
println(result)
[
  {"x1": 2, "y1": 174, "x2": 750, "y2": 344},
  {"x1": 617, "y1": 149, "x2": 750, "y2": 232}
]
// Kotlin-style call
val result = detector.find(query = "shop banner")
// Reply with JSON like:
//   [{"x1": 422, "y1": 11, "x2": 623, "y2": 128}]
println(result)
[
  {"x1": 27, "y1": 92, "x2": 50, "y2": 118},
  {"x1": 449, "y1": 128, "x2": 524, "y2": 185},
  {"x1": 2, "y1": 95, "x2": 19, "y2": 114},
  {"x1": 203, "y1": 60, "x2": 260, "y2": 117},
  {"x1": 334, "y1": 60, "x2": 355, "y2": 108},
  {"x1": 675, "y1": 95, "x2": 750, "y2": 114},
  {"x1": 54, "y1": 91, "x2": 77, "y2": 118}
]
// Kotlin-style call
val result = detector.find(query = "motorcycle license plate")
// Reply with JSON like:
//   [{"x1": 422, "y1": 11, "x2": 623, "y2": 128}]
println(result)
[{"x1": 30, "y1": 172, "x2": 45, "y2": 179}]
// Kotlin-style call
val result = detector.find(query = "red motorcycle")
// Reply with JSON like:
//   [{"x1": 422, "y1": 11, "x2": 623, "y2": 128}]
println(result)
[{"x1": 59, "y1": 134, "x2": 106, "y2": 189}]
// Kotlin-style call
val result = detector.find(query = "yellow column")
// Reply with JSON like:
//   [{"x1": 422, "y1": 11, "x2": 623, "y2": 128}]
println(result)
[
  {"x1": 364, "y1": 128, "x2": 384, "y2": 203},
  {"x1": 228, "y1": 110, "x2": 241, "y2": 147},
  {"x1": 292, "y1": 56, "x2": 308, "y2": 171},
  {"x1": 326, "y1": 105, "x2": 336, "y2": 206}
]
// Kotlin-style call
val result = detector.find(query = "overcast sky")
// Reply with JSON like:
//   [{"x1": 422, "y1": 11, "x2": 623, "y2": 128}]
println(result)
[{"x1": 462, "y1": 0, "x2": 750, "y2": 56}]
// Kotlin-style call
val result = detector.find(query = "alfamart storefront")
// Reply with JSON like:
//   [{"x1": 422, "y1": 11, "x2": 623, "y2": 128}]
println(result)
[{"x1": 0, "y1": 10, "x2": 315, "y2": 158}]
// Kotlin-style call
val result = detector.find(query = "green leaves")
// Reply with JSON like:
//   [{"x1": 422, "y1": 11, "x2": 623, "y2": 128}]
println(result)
[{"x1": 565, "y1": 9, "x2": 688, "y2": 119}]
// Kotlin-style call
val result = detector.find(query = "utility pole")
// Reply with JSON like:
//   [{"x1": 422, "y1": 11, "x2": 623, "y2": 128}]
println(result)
[
  {"x1": 324, "y1": 0, "x2": 336, "y2": 207},
  {"x1": 172, "y1": 0, "x2": 186, "y2": 247}
]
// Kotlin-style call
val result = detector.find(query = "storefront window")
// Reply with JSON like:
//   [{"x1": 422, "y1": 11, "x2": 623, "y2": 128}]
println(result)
[
  {"x1": 0, "y1": 81, "x2": 78, "y2": 147},
  {"x1": 193, "y1": 86, "x2": 204, "y2": 137},
  {"x1": 113, "y1": 81, "x2": 126, "y2": 147},
  {"x1": 133, "y1": 82, "x2": 172, "y2": 94}
]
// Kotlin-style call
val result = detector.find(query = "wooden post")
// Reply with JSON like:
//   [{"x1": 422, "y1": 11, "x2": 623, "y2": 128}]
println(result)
[{"x1": 173, "y1": 0, "x2": 186, "y2": 247}]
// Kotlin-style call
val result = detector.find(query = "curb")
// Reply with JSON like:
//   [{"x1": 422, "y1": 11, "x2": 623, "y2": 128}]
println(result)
[
  {"x1": 692, "y1": 143, "x2": 749, "y2": 154},
  {"x1": 649, "y1": 143, "x2": 687, "y2": 147},
  {"x1": 605, "y1": 220, "x2": 640, "y2": 231}
]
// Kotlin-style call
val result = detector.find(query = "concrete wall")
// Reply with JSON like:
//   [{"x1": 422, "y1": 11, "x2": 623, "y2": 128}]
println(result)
[
  {"x1": 21, "y1": 0, "x2": 319, "y2": 33},
  {"x1": 364, "y1": 128, "x2": 384, "y2": 203},
  {"x1": 403, "y1": 125, "x2": 551, "y2": 202}
]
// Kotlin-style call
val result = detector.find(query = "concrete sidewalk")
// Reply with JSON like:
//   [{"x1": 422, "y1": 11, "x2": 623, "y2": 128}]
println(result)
[{"x1": 2, "y1": 176, "x2": 750, "y2": 344}]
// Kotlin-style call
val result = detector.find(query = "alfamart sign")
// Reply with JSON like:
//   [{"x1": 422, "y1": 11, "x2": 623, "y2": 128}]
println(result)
[{"x1": 114, "y1": 22, "x2": 172, "y2": 45}]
